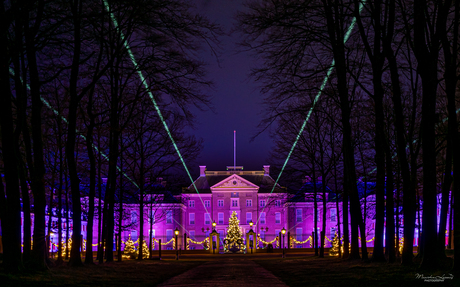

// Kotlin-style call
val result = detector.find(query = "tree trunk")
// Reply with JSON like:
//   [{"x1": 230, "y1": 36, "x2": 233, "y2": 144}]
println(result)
[
  {"x1": 56, "y1": 117, "x2": 64, "y2": 265},
  {"x1": 384, "y1": 141, "x2": 395, "y2": 263},
  {"x1": 438, "y1": 138, "x2": 452, "y2": 257},
  {"x1": 0, "y1": 3, "x2": 23, "y2": 271},
  {"x1": 383, "y1": 1, "x2": 416, "y2": 263},
  {"x1": 23, "y1": 0, "x2": 48, "y2": 269},
  {"x1": 441, "y1": 0, "x2": 459, "y2": 274}
]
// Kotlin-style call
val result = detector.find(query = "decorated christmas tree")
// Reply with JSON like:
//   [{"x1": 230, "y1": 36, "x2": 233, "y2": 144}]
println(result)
[
  {"x1": 223, "y1": 211, "x2": 244, "y2": 253},
  {"x1": 135, "y1": 240, "x2": 150, "y2": 259},
  {"x1": 329, "y1": 233, "x2": 339, "y2": 256},
  {"x1": 124, "y1": 234, "x2": 136, "y2": 258}
]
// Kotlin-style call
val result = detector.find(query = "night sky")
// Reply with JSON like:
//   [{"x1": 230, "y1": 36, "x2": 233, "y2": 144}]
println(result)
[{"x1": 188, "y1": 0, "x2": 274, "y2": 172}]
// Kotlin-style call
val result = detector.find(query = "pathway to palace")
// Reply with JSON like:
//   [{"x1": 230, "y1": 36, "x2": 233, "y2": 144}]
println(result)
[{"x1": 158, "y1": 258, "x2": 288, "y2": 287}]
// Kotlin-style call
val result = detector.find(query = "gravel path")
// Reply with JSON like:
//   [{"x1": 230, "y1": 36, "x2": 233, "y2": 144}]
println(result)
[{"x1": 158, "y1": 259, "x2": 288, "y2": 287}]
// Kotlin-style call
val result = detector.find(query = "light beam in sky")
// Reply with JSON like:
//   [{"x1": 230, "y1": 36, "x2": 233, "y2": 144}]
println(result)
[
  {"x1": 256, "y1": 0, "x2": 367, "y2": 225},
  {"x1": 103, "y1": 1, "x2": 209, "y2": 214}
]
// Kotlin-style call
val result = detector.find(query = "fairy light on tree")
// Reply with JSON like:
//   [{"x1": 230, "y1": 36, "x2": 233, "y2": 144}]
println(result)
[
  {"x1": 124, "y1": 234, "x2": 136, "y2": 258},
  {"x1": 223, "y1": 211, "x2": 244, "y2": 253},
  {"x1": 329, "y1": 233, "x2": 339, "y2": 257}
]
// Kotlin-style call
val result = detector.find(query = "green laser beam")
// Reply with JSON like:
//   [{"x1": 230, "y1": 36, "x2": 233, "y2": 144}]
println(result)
[
  {"x1": 8, "y1": 67, "x2": 139, "y2": 189},
  {"x1": 256, "y1": 0, "x2": 366, "y2": 225},
  {"x1": 103, "y1": 1, "x2": 209, "y2": 215}
]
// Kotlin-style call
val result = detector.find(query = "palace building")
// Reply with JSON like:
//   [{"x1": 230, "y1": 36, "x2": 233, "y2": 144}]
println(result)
[{"x1": 12, "y1": 164, "x2": 449, "y2": 254}]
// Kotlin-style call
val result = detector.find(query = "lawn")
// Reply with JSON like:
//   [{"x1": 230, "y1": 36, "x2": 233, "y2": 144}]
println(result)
[
  {"x1": 0, "y1": 259, "x2": 202, "y2": 287},
  {"x1": 255, "y1": 255, "x2": 457, "y2": 286}
]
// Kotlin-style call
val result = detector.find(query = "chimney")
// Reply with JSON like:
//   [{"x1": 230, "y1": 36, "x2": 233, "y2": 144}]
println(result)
[
  {"x1": 303, "y1": 176, "x2": 311, "y2": 183},
  {"x1": 263, "y1": 165, "x2": 270, "y2": 175},
  {"x1": 199, "y1": 166, "x2": 206, "y2": 177}
]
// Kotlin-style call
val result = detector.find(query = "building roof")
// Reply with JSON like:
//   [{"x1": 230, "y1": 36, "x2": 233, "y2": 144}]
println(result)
[{"x1": 185, "y1": 170, "x2": 286, "y2": 194}]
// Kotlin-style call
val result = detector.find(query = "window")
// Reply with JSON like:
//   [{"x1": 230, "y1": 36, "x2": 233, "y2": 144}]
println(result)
[
  {"x1": 131, "y1": 230, "x2": 138, "y2": 241},
  {"x1": 296, "y1": 228, "x2": 302, "y2": 241},
  {"x1": 218, "y1": 230, "x2": 224, "y2": 240},
  {"x1": 148, "y1": 210, "x2": 155, "y2": 224},
  {"x1": 232, "y1": 199, "x2": 238, "y2": 207},
  {"x1": 190, "y1": 230, "x2": 195, "y2": 240},
  {"x1": 246, "y1": 199, "x2": 252, "y2": 207},
  {"x1": 275, "y1": 200, "x2": 281, "y2": 207},
  {"x1": 166, "y1": 210, "x2": 172, "y2": 224},
  {"x1": 218, "y1": 213, "x2": 224, "y2": 224},
  {"x1": 275, "y1": 229, "x2": 281, "y2": 236},
  {"x1": 231, "y1": 192, "x2": 239, "y2": 198},
  {"x1": 189, "y1": 213, "x2": 195, "y2": 225},
  {"x1": 330, "y1": 208, "x2": 337, "y2": 222},
  {"x1": 260, "y1": 230, "x2": 265, "y2": 240},
  {"x1": 189, "y1": 200, "x2": 195, "y2": 208},
  {"x1": 260, "y1": 212, "x2": 266, "y2": 224},
  {"x1": 218, "y1": 200, "x2": 224, "y2": 207},
  {"x1": 275, "y1": 212, "x2": 281, "y2": 224},
  {"x1": 260, "y1": 200, "x2": 266, "y2": 207},
  {"x1": 205, "y1": 213, "x2": 211, "y2": 225},
  {"x1": 131, "y1": 211, "x2": 138, "y2": 224},
  {"x1": 296, "y1": 209, "x2": 302, "y2": 222},
  {"x1": 204, "y1": 200, "x2": 211, "y2": 208},
  {"x1": 149, "y1": 229, "x2": 155, "y2": 239},
  {"x1": 246, "y1": 212, "x2": 252, "y2": 224},
  {"x1": 166, "y1": 229, "x2": 173, "y2": 241}
]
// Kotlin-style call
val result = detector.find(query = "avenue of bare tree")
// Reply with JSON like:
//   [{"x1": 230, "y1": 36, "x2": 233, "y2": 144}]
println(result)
[{"x1": 0, "y1": 0, "x2": 459, "y2": 278}]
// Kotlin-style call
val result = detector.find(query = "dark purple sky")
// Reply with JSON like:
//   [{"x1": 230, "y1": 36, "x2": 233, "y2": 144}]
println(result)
[{"x1": 189, "y1": 0, "x2": 274, "y2": 172}]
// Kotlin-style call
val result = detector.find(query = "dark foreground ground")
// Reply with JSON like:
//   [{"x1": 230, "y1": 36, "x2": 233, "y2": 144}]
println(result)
[{"x1": 0, "y1": 253, "x2": 457, "y2": 286}]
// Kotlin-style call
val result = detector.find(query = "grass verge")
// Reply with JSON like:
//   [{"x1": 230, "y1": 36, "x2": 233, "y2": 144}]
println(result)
[{"x1": 0, "y1": 259, "x2": 202, "y2": 287}]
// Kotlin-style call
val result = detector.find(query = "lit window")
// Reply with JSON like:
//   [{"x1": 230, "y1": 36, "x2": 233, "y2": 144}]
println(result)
[
  {"x1": 260, "y1": 200, "x2": 266, "y2": 207},
  {"x1": 246, "y1": 199, "x2": 252, "y2": 207},
  {"x1": 232, "y1": 199, "x2": 238, "y2": 207},
  {"x1": 205, "y1": 213, "x2": 210, "y2": 225},
  {"x1": 131, "y1": 211, "x2": 137, "y2": 224},
  {"x1": 166, "y1": 210, "x2": 172, "y2": 224},
  {"x1": 296, "y1": 209, "x2": 302, "y2": 222},
  {"x1": 166, "y1": 229, "x2": 173, "y2": 241},
  {"x1": 204, "y1": 200, "x2": 211, "y2": 208},
  {"x1": 275, "y1": 212, "x2": 281, "y2": 224},
  {"x1": 296, "y1": 228, "x2": 302, "y2": 241},
  {"x1": 218, "y1": 213, "x2": 224, "y2": 224},
  {"x1": 148, "y1": 210, "x2": 155, "y2": 224},
  {"x1": 246, "y1": 212, "x2": 252, "y2": 224},
  {"x1": 330, "y1": 208, "x2": 337, "y2": 222},
  {"x1": 218, "y1": 200, "x2": 224, "y2": 207},
  {"x1": 260, "y1": 212, "x2": 266, "y2": 224},
  {"x1": 189, "y1": 200, "x2": 195, "y2": 208},
  {"x1": 189, "y1": 213, "x2": 195, "y2": 225}
]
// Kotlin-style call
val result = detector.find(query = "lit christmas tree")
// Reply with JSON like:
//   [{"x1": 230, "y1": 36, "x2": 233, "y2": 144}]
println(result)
[
  {"x1": 124, "y1": 234, "x2": 136, "y2": 258},
  {"x1": 329, "y1": 233, "x2": 339, "y2": 256},
  {"x1": 135, "y1": 240, "x2": 150, "y2": 259},
  {"x1": 223, "y1": 211, "x2": 244, "y2": 253}
]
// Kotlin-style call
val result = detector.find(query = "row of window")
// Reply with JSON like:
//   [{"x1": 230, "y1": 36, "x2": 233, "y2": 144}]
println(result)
[
  {"x1": 189, "y1": 199, "x2": 282, "y2": 208},
  {"x1": 132, "y1": 207, "x2": 338, "y2": 226},
  {"x1": 295, "y1": 208, "x2": 337, "y2": 222},
  {"x1": 187, "y1": 212, "x2": 282, "y2": 225}
]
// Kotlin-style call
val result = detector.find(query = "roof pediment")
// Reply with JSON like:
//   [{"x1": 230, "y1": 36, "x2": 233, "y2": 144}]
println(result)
[{"x1": 211, "y1": 174, "x2": 259, "y2": 189}]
